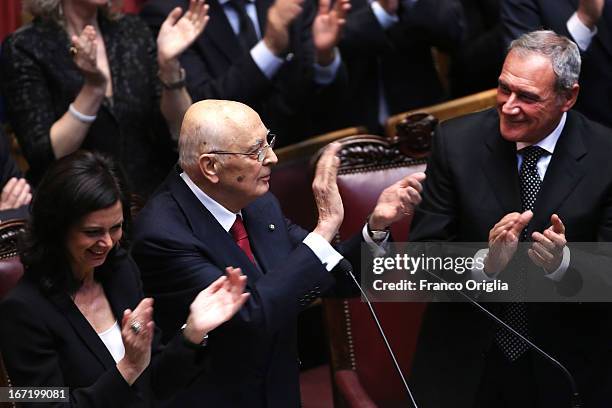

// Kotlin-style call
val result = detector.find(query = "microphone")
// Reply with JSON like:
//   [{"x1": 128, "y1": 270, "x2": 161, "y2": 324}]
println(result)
[
  {"x1": 336, "y1": 259, "x2": 420, "y2": 408},
  {"x1": 421, "y1": 267, "x2": 582, "y2": 408}
]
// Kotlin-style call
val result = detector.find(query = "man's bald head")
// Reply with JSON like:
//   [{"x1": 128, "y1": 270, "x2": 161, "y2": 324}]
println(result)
[{"x1": 179, "y1": 100, "x2": 265, "y2": 176}]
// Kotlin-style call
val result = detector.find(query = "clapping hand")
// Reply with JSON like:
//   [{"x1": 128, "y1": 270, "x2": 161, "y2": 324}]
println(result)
[
  {"x1": 182, "y1": 267, "x2": 249, "y2": 344},
  {"x1": 312, "y1": 142, "x2": 344, "y2": 242},
  {"x1": 368, "y1": 172, "x2": 426, "y2": 231},
  {"x1": 118, "y1": 298, "x2": 155, "y2": 385},
  {"x1": 157, "y1": 0, "x2": 210, "y2": 66},
  {"x1": 312, "y1": 0, "x2": 351, "y2": 65},
  {"x1": 484, "y1": 211, "x2": 533, "y2": 276},
  {"x1": 528, "y1": 214, "x2": 567, "y2": 274},
  {"x1": 0, "y1": 178, "x2": 32, "y2": 210},
  {"x1": 70, "y1": 25, "x2": 106, "y2": 87}
]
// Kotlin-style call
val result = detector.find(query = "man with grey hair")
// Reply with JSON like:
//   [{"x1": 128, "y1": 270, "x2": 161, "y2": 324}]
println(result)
[
  {"x1": 131, "y1": 99, "x2": 425, "y2": 407},
  {"x1": 408, "y1": 30, "x2": 612, "y2": 407}
]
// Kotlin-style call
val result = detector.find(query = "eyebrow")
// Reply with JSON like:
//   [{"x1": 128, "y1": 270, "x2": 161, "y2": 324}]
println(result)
[
  {"x1": 81, "y1": 220, "x2": 124, "y2": 230},
  {"x1": 498, "y1": 80, "x2": 541, "y2": 100}
]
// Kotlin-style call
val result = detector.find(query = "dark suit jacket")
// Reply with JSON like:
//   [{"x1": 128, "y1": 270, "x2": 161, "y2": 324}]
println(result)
[
  {"x1": 0, "y1": 248, "x2": 207, "y2": 408},
  {"x1": 0, "y1": 15, "x2": 176, "y2": 195},
  {"x1": 131, "y1": 169, "x2": 360, "y2": 407},
  {"x1": 140, "y1": 0, "x2": 347, "y2": 146},
  {"x1": 501, "y1": 0, "x2": 612, "y2": 128},
  {"x1": 408, "y1": 108, "x2": 612, "y2": 407},
  {"x1": 337, "y1": 0, "x2": 464, "y2": 133}
]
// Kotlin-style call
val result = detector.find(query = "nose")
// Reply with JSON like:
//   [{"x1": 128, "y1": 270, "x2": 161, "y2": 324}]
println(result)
[
  {"x1": 501, "y1": 93, "x2": 521, "y2": 116},
  {"x1": 98, "y1": 232, "x2": 113, "y2": 248},
  {"x1": 263, "y1": 146, "x2": 278, "y2": 166}
]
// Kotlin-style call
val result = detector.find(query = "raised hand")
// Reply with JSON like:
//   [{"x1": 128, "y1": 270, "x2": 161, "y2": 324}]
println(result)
[
  {"x1": 312, "y1": 0, "x2": 351, "y2": 65},
  {"x1": 484, "y1": 211, "x2": 533, "y2": 276},
  {"x1": 70, "y1": 25, "x2": 106, "y2": 87},
  {"x1": 157, "y1": 0, "x2": 209, "y2": 66},
  {"x1": 312, "y1": 142, "x2": 343, "y2": 242},
  {"x1": 182, "y1": 267, "x2": 249, "y2": 344},
  {"x1": 577, "y1": 0, "x2": 604, "y2": 29},
  {"x1": 0, "y1": 178, "x2": 32, "y2": 210},
  {"x1": 264, "y1": 0, "x2": 305, "y2": 56},
  {"x1": 376, "y1": 0, "x2": 398, "y2": 15},
  {"x1": 118, "y1": 298, "x2": 155, "y2": 385},
  {"x1": 368, "y1": 172, "x2": 426, "y2": 231},
  {"x1": 528, "y1": 214, "x2": 567, "y2": 273}
]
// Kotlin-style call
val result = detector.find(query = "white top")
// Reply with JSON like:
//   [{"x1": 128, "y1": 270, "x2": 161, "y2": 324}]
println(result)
[{"x1": 98, "y1": 321, "x2": 125, "y2": 363}]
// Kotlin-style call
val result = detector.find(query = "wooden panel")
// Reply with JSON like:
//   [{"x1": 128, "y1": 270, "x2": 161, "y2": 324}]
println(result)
[{"x1": 385, "y1": 88, "x2": 497, "y2": 139}]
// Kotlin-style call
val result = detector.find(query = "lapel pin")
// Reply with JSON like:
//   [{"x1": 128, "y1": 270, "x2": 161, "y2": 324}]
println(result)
[{"x1": 268, "y1": 224, "x2": 275, "y2": 231}]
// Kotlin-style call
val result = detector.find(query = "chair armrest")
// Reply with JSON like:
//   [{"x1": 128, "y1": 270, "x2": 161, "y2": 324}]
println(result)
[{"x1": 334, "y1": 369, "x2": 377, "y2": 408}]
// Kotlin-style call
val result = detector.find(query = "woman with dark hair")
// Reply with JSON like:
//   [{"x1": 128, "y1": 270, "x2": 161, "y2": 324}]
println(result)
[
  {"x1": 0, "y1": 0, "x2": 209, "y2": 197},
  {"x1": 0, "y1": 150, "x2": 249, "y2": 407}
]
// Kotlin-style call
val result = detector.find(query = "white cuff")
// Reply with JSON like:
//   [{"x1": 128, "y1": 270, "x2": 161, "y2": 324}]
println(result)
[
  {"x1": 362, "y1": 223, "x2": 389, "y2": 257},
  {"x1": 470, "y1": 248, "x2": 499, "y2": 281},
  {"x1": 314, "y1": 49, "x2": 341, "y2": 85},
  {"x1": 543, "y1": 246, "x2": 571, "y2": 282},
  {"x1": 303, "y1": 232, "x2": 344, "y2": 271},
  {"x1": 567, "y1": 12, "x2": 598, "y2": 51},
  {"x1": 371, "y1": 1, "x2": 399, "y2": 29},
  {"x1": 251, "y1": 40, "x2": 284, "y2": 79}
]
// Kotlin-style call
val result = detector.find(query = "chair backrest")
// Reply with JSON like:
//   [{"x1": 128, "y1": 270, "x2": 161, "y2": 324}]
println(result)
[
  {"x1": 0, "y1": 218, "x2": 24, "y2": 408},
  {"x1": 0, "y1": 218, "x2": 25, "y2": 299},
  {"x1": 314, "y1": 123, "x2": 433, "y2": 407},
  {"x1": 270, "y1": 126, "x2": 366, "y2": 231},
  {"x1": 385, "y1": 88, "x2": 497, "y2": 139}
]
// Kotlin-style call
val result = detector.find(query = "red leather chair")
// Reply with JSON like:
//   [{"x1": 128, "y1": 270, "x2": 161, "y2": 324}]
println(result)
[
  {"x1": 0, "y1": 218, "x2": 25, "y2": 408},
  {"x1": 314, "y1": 116, "x2": 436, "y2": 407}
]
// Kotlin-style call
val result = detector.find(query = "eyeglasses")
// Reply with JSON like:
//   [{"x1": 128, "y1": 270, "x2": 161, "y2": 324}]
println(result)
[{"x1": 208, "y1": 131, "x2": 276, "y2": 163}]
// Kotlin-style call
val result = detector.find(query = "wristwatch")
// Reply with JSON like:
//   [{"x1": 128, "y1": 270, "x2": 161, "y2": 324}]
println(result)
[
  {"x1": 366, "y1": 215, "x2": 390, "y2": 242},
  {"x1": 181, "y1": 323, "x2": 209, "y2": 348}
]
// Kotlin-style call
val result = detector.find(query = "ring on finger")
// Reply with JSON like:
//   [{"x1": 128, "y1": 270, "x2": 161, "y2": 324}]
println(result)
[
  {"x1": 69, "y1": 46, "x2": 78, "y2": 57},
  {"x1": 130, "y1": 320, "x2": 143, "y2": 335}
]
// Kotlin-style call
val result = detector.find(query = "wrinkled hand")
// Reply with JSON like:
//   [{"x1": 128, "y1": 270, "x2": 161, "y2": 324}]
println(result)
[
  {"x1": 118, "y1": 298, "x2": 155, "y2": 385},
  {"x1": 312, "y1": 142, "x2": 343, "y2": 242},
  {"x1": 376, "y1": 0, "x2": 398, "y2": 15},
  {"x1": 264, "y1": 0, "x2": 304, "y2": 55},
  {"x1": 0, "y1": 178, "x2": 31, "y2": 210},
  {"x1": 528, "y1": 214, "x2": 566, "y2": 274},
  {"x1": 577, "y1": 0, "x2": 604, "y2": 29},
  {"x1": 484, "y1": 211, "x2": 533, "y2": 276},
  {"x1": 157, "y1": 0, "x2": 209, "y2": 66},
  {"x1": 312, "y1": 0, "x2": 351, "y2": 64},
  {"x1": 183, "y1": 267, "x2": 249, "y2": 344},
  {"x1": 368, "y1": 172, "x2": 426, "y2": 231},
  {"x1": 71, "y1": 26, "x2": 106, "y2": 87}
]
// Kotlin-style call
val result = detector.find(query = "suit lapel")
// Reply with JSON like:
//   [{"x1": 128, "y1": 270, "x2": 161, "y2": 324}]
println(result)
[
  {"x1": 204, "y1": 0, "x2": 244, "y2": 62},
  {"x1": 167, "y1": 170, "x2": 263, "y2": 284},
  {"x1": 48, "y1": 292, "x2": 116, "y2": 370},
  {"x1": 530, "y1": 112, "x2": 587, "y2": 233},
  {"x1": 595, "y1": 3, "x2": 612, "y2": 59},
  {"x1": 482, "y1": 125, "x2": 522, "y2": 214},
  {"x1": 242, "y1": 201, "x2": 279, "y2": 274}
]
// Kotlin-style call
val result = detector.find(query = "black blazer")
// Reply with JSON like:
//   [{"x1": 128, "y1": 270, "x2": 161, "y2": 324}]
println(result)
[
  {"x1": 131, "y1": 169, "x2": 360, "y2": 407},
  {"x1": 140, "y1": 0, "x2": 347, "y2": 146},
  {"x1": 501, "y1": 0, "x2": 612, "y2": 128},
  {"x1": 337, "y1": 0, "x2": 465, "y2": 132},
  {"x1": 0, "y1": 15, "x2": 176, "y2": 196},
  {"x1": 408, "y1": 109, "x2": 612, "y2": 407},
  {"x1": 0, "y1": 249, "x2": 207, "y2": 408}
]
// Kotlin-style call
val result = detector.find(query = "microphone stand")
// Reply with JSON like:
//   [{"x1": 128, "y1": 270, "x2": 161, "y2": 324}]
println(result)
[
  {"x1": 338, "y1": 259, "x2": 420, "y2": 408},
  {"x1": 422, "y1": 268, "x2": 582, "y2": 408}
]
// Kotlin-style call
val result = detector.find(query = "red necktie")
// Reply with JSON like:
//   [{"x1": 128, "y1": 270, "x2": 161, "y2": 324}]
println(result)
[{"x1": 230, "y1": 215, "x2": 256, "y2": 264}]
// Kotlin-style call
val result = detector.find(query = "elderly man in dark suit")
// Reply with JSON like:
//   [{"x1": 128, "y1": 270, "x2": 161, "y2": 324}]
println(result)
[
  {"x1": 409, "y1": 30, "x2": 612, "y2": 407},
  {"x1": 502, "y1": 0, "x2": 612, "y2": 128},
  {"x1": 141, "y1": 0, "x2": 350, "y2": 146},
  {"x1": 131, "y1": 99, "x2": 425, "y2": 407}
]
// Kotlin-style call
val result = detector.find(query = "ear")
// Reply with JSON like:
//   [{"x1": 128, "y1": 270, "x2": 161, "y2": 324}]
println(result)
[
  {"x1": 560, "y1": 83, "x2": 579, "y2": 112},
  {"x1": 199, "y1": 154, "x2": 220, "y2": 184}
]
